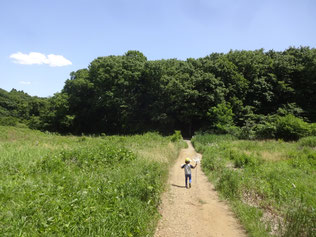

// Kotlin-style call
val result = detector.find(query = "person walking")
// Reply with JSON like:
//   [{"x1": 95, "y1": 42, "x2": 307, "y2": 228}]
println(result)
[{"x1": 181, "y1": 158, "x2": 197, "y2": 188}]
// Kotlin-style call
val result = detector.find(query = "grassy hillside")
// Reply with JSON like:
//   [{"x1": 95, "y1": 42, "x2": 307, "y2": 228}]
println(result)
[
  {"x1": 192, "y1": 134, "x2": 316, "y2": 237},
  {"x1": 0, "y1": 126, "x2": 184, "y2": 236}
]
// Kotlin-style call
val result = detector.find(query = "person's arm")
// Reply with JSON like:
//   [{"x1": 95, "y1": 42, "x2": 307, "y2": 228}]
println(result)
[
  {"x1": 181, "y1": 164, "x2": 185, "y2": 168},
  {"x1": 191, "y1": 163, "x2": 197, "y2": 169}
]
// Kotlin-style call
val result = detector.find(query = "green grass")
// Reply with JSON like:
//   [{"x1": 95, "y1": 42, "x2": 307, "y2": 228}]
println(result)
[
  {"x1": 192, "y1": 134, "x2": 316, "y2": 237},
  {"x1": 298, "y1": 136, "x2": 316, "y2": 148},
  {"x1": 0, "y1": 126, "x2": 184, "y2": 236}
]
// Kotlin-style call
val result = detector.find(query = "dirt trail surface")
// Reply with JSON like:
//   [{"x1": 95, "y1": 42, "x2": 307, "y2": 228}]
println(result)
[{"x1": 154, "y1": 141, "x2": 246, "y2": 237}]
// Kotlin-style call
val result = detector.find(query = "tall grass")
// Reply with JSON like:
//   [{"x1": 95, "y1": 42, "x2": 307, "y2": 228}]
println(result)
[
  {"x1": 0, "y1": 126, "x2": 184, "y2": 236},
  {"x1": 192, "y1": 134, "x2": 316, "y2": 237},
  {"x1": 298, "y1": 136, "x2": 316, "y2": 148}
]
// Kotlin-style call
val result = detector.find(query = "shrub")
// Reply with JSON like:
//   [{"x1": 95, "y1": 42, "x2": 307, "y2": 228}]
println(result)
[
  {"x1": 275, "y1": 115, "x2": 310, "y2": 141},
  {"x1": 0, "y1": 116, "x2": 18, "y2": 126},
  {"x1": 239, "y1": 119, "x2": 257, "y2": 140},
  {"x1": 170, "y1": 130, "x2": 183, "y2": 142},
  {"x1": 298, "y1": 136, "x2": 316, "y2": 148},
  {"x1": 309, "y1": 123, "x2": 316, "y2": 136},
  {"x1": 217, "y1": 125, "x2": 242, "y2": 137},
  {"x1": 255, "y1": 122, "x2": 277, "y2": 139},
  {"x1": 27, "y1": 115, "x2": 43, "y2": 130},
  {"x1": 229, "y1": 150, "x2": 259, "y2": 168}
]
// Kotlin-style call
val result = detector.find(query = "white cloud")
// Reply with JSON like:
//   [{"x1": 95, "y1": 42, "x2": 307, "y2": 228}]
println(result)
[
  {"x1": 19, "y1": 81, "x2": 31, "y2": 85},
  {"x1": 10, "y1": 52, "x2": 72, "y2": 67},
  {"x1": 46, "y1": 54, "x2": 72, "y2": 67}
]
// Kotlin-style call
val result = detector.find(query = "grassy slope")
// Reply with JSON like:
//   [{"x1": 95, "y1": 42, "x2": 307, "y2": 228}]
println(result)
[
  {"x1": 192, "y1": 134, "x2": 316, "y2": 237},
  {"x1": 0, "y1": 126, "x2": 184, "y2": 236}
]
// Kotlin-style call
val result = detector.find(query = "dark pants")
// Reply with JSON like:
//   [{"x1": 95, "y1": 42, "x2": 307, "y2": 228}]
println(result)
[{"x1": 185, "y1": 174, "x2": 192, "y2": 187}]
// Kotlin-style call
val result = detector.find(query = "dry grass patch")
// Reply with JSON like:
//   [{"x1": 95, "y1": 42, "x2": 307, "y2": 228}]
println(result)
[
  {"x1": 137, "y1": 142, "x2": 177, "y2": 163},
  {"x1": 260, "y1": 151, "x2": 285, "y2": 161}
]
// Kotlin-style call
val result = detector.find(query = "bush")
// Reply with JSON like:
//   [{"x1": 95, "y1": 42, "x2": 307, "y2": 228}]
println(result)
[
  {"x1": 255, "y1": 122, "x2": 277, "y2": 139},
  {"x1": 298, "y1": 136, "x2": 316, "y2": 148},
  {"x1": 275, "y1": 115, "x2": 310, "y2": 141},
  {"x1": 170, "y1": 130, "x2": 183, "y2": 142},
  {"x1": 229, "y1": 150, "x2": 259, "y2": 168},
  {"x1": 239, "y1": 120, "x2": 257, "y2": 140},
  {"x1": 0, "y1": 116, "x2": 18, "y2": 126},
  {"x1": 27, "y1": 115, "x2": 43, "y2": 130},
  {"x1": 309, "y1": 123, "x2": 316, "y2": 136}
]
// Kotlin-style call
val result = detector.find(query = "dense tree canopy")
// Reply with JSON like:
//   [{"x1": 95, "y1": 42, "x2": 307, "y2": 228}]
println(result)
[
  {"x1": 0, "y1": 88, "x2": 48, "y2": 127},
  {"x1": 1, "y1": 47, "x2": 315, "y2": 137}
]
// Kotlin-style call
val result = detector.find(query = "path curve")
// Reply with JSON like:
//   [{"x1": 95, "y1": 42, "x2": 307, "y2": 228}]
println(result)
[{"x1": 154, "y1": 141, "x2": 246, "y2": 237}]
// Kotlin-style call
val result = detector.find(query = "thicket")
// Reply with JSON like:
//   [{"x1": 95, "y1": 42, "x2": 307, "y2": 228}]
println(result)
[
  {"x1": 0, "y1": 88, "x2": 47, "y2": 127},
  {"x1": 192, "y1": 134, "x2": 316, "y2": 236},
  {"x1": 0, "y1": 126, "x2": 184, "y2": 236},
  {"x1": 1, "y1": 46, "x2": 315, "y2": 138}
]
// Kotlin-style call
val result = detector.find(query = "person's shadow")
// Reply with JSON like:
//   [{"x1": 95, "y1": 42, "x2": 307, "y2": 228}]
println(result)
[{"x1": 171, "y1": 184, "x2": 186, "y2": 188}]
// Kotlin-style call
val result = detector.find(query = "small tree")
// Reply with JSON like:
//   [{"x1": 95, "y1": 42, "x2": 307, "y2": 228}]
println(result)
[{"x1": 208, "y1": 102, "x2": 235, "y2": 133}]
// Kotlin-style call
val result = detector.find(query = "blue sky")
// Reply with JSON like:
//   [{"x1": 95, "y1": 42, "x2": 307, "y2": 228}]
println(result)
[{"x1": 0, "y1": 0, "x2": 315, "y2": 97}]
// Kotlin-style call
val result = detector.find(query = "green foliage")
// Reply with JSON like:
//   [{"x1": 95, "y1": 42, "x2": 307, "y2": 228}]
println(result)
[
  {"x1": 246, "y1": 115, "x2": 315, "y2": 141},
  {"x1": 298, "y1": 136, "x2": 316, "y2": 148},
  {"x1": 0, "y1": 126, "x2": 182, "y2": 236},
  {"x1": 276, "y1": 103, "x2": 305, "y2": 119},
  {"x1": 192, "y1": 133, "x2": 236, "y2": 145},
  {"x1": 229, "y1": 150, "x2": 260, "y2": 168},
  {"x1": 1, "y1": 46, "x2": 316, "y2": 136},
  {"x1": 282, "y1": 203, "x2": 316, "y2": 237},
  {"x1": 169, "y1": 130, "x2": 183, "y2": 142},
  {"x1": 275, "y1": 114, "x2": 310, "y2": 141},
  {"x1": 231, "y1": 202, "x2": 269, "y2": 237},
  {"x1": 0, "y1": 88, "x2": 48, "y2": 127},
  {"x1": 0, "y1": 116, "x2": 18, "y2": 126},
  {"x1": 255, "y1": 120, "x2": 277, "y2": 139},
  {"x1": 193, "y1": 134, "x2": 316, "y2": 236},
  {"x1": 217, "y1": 170, "x2": 241, "y2": 199},
  {"x1": 310, "y1": 123, "x2": 316, "y2": 136},
  {"x1": 37, "y1": 145, "x2": 137, "y2": 173},
  {"x1": 201, "y1": 154, "x2": 224, "y2": 172},
  {"x1": 208, "y1": 102, "x2": 235, "y2": 133}
]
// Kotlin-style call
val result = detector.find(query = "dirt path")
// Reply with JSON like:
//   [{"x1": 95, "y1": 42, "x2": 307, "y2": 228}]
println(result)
[{"x1": 154, "y1": 141, "x2": 246, "y2": 237}]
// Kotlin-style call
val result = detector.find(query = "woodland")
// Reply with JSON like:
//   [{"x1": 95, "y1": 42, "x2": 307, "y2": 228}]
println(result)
[{"x1": 1, "y1": 46, "x2": 315, "y2": 139}]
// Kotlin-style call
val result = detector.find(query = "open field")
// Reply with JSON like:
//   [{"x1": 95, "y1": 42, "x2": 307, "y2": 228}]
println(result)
[
  {"x1": 192, "y1": 134, "x2": 316, "y2": 237},
  {"x1": 0, "y1": 126, "x2": 184, "y2": 236}
]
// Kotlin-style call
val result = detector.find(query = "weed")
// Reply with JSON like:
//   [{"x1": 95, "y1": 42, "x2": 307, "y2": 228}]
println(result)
[
  {"x1": 217, "y1": 170, "x2": 241, "y2": 199},
  {"x1": 281, "y1": 202, "x2": 316, "y2": 237}
]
